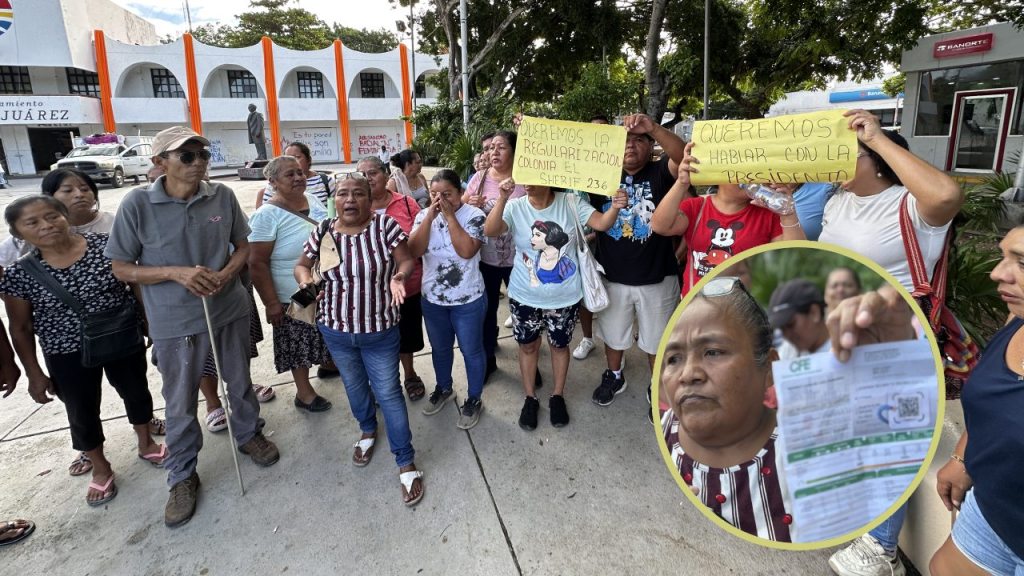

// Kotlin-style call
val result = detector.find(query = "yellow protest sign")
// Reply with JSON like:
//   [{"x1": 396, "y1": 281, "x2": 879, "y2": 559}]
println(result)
[
  {"x1": 689, "y1": 110, "x2": 858, "y2": 186},
  {"x1": 513, "y1": 116, "x2": 626, "y2": 196}
]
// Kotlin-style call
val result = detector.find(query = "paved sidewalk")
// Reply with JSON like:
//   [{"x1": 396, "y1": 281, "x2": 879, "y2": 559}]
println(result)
[{"x1": 0, "y1": 179, "x2": 837, "y2": 575}]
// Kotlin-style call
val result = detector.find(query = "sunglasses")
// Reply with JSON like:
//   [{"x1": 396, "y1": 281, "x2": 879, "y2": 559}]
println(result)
[
  {"x1": 701, "y1": 276, "x2": 755, "y2": 302},
  {"x1": 167, "y1": 149, "x2": 211, "y2": 164}
]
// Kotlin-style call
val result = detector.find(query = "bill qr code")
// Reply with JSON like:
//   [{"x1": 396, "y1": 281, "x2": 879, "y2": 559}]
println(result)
[{"x1": 897, "y1": 396, "x2": 920, "y2": 419}]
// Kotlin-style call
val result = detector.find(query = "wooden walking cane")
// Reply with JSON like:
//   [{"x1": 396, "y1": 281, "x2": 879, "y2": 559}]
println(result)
[{"x1": 201, "y1": 296, "x2": 246, "y2": 496}]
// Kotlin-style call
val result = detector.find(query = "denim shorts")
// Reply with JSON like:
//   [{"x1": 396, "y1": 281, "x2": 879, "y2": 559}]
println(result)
[
  {"x1": 509, "y1": 298, "x2": 579, "y2": 348},
  {"x1": 952, "y1": 490, "x2": 1024, "y2": 576}
]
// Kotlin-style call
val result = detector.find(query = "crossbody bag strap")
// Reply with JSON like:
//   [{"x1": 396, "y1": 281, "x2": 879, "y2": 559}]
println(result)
[
  {"x1": 898, "y1": 193, "x2": 951, "y2": 329},
  {"x1": 267, "y1": 199, "x2": 318, "y2": 226},
  {"x1": 18, "y1": 254, "x2": 85, "y2": 314}
]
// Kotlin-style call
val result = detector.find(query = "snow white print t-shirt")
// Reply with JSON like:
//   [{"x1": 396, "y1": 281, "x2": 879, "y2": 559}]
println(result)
[{"x1": 502, "y1": 192, "x2": 596, "y2": 309}]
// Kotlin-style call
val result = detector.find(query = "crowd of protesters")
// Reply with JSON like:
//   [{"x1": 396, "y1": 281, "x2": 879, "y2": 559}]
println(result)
[{"x1": 0, "y1": 112, "x2": 1019, "y2": 576}]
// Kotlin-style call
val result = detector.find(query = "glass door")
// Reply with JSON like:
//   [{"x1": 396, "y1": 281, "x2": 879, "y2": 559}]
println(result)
[{"x1": 950, "y1": 91, "x2": 1012, "y2": 172}]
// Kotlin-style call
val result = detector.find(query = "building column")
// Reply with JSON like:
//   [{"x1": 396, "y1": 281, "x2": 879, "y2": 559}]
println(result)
[
  {"x1": 334, "y1": 39, "x2": 352, "y2": 163},
  {"x1": 261, "y1": 37, "x2": 282, "y2": 158},
  {"x1": 92, "y1": 30, "x2": 116, "y2": 133},
  {"x1": 182, "y1": 33, "x2": 204, "y2": 134},
  {"x1": 399, "y1": 43, "x2": 413, "y2": 147}
]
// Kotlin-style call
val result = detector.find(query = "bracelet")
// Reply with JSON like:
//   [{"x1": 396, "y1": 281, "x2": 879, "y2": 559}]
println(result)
[
  {"x1": 780, "y1": 220, "x2": 802, "y2": 228},
  {"x1": 950, "y1": 453, "x2": 966, "y2": 465}
]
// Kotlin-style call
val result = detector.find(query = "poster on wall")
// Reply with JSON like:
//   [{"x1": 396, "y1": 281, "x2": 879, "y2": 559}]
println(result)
[
  {"x1": 352, "y1": 124, "x2": 405, "y2": 161},
  {"x1": 279, "y1": 127, "x2": 339, "y2": 162}
]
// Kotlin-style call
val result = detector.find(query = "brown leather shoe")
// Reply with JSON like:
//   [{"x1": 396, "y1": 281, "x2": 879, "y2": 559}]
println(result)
[
  {"x1": 165, "y1": 471, "x2": 200, "y2": 528},
  {"x1": 238, "y1": 432, "x2": 280, "y2": 467}
]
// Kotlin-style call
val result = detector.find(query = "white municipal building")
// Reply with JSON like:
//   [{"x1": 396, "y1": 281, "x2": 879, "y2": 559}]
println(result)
[{"x1": 0, "y1": 0, "x2": 441, "y2": 175}]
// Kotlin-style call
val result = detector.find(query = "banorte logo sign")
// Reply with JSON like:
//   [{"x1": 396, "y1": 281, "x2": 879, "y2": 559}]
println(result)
[
  {"x1": 933, "y1": 33, "x2": 994, "y2": 59},
  {"x1": 0, "y1": 0, "x2": 11, "y2": 38}
]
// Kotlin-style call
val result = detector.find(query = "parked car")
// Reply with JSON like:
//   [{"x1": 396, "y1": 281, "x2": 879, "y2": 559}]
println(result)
[{"x1": 50, "y1": 142, "x2": 153, "y2": 188}]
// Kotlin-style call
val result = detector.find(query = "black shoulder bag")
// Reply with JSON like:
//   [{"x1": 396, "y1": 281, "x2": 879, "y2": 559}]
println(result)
[{"x1": 19, "y1": 255, "x2": 144, "y2": 368}]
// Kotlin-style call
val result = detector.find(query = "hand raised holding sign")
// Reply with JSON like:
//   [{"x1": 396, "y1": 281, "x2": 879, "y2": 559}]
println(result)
[
  {"x1": 844, "y1": 109, "x2": 884, "y2": 146},
  {"x1": 677, "y1": 141, "x2": 700, "y2": 189},
  {"x1": 623, "y1": 113, "x2": 657, "y2": 135}
]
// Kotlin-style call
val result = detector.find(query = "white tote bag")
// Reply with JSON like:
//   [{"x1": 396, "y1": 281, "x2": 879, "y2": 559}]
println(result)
[{"x1": 570, "y1": 195, "x2": 609, "y2": 313}]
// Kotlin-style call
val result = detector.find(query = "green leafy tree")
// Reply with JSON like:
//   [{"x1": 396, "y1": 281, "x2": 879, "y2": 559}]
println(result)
[
  {"x1": 396, "y1": 0, "x2": 628, "y2": 103},
  {"x1": 555, "y1": 60, "x2": 642, "y2": 121},
  {"x1": 332, "y1": 25, "x2": 399, "y2": 53},
  {"x1": 192, "y1": 0, "x2": 399, "y2": 53},
  {"x1": 925, "y1": 0, "x2": 1024, "y2": 31}
]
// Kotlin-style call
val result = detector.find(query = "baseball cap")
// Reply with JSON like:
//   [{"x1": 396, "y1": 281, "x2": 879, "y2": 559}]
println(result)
[
  {"x1": 151, "y1": 126, "x2": 211, "y2": 156},
  {"x1": 768, "y1": 279, "x2": 825, "y2": 328}
]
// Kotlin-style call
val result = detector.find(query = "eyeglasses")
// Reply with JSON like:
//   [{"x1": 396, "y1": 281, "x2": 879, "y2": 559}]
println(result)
[
  {"x1": 167, "y1": 149, "x2": 211, "y2": 164},
  {"x1": 340, "y1": 171, "x2": 368, "y2": 181}
]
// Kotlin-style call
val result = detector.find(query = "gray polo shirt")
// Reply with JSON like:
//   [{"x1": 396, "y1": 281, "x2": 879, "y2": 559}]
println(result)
[{"x1": 105, "y1": 177, "x2": 250, "y2": 340}]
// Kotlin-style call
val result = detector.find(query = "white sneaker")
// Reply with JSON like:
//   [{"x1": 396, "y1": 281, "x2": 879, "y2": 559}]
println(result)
[
  {"x1": 504, "y1": 316, "x2": 513, "y2": 328},
  {"x1": 828, "y1": 535, "x2": 906, "y2": 576},
  {"x1": 572, "y1": 338, "x2": 596, "y2": 360}
]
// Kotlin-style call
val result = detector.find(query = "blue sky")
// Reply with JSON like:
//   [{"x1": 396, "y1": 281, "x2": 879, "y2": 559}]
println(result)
[{"x1": 110, "y1": 0, "x2": 405, "y2": 38}]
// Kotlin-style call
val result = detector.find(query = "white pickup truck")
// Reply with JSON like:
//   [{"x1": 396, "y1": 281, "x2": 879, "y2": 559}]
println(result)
[{"x1": 50, "y1": 139, "x2": 154, "y2": 188}]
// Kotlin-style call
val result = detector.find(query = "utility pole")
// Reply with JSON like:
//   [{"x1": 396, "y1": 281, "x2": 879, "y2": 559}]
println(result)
[
  {"x1": 702, "y1": 0, "x2": 709, "y2": 120},
  {"x1": 410, "y1": 1, "x2": 416, "y2": 111},
  {"x1": 460, "y1": 0, "x2": 470, "y2": 128},
  {"x1": 183, "y1": 0, "x2": 193, "y2": 33}
]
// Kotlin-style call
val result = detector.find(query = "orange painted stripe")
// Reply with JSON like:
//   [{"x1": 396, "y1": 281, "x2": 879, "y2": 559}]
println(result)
[
  {"x1": 261, "y1": 37, "x2": 282, "y2": 157},
  {"x1": 334, "y1": 40, "x2": 352, "y2": 163},
  {"x1": 182, "y1": 34, "x2": 204, "y2": 134},
  {"x1": 398, "y1": 43, "x2": 413, "y2": 146},
  {"x1": 92, "y1": 31, "x2": 116, "y2": 133}
]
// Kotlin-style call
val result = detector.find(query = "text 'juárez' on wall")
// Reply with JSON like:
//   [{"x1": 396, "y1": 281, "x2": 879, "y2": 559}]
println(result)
[
  {"x1": 512, "y1": 116, "x2": 627, "y2": 196},
  {"x1": 689, "y1": 110, "x2": 858, "y2": 186}
]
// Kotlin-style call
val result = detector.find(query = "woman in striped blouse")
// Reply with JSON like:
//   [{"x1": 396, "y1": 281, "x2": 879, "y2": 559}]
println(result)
[
  {"x1": 294, "y1": 172, "x2": 424, "y2": 507},
  {"x1": 660, "y1": 275, "x2": 793, "y2": 541}
]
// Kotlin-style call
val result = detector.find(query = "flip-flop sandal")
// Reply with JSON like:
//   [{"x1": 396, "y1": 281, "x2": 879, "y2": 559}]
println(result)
[
  {"x1": 400, "y1": 470, "x2": 424, "y2": 507},
  {"x1": 352, "y1": 436, "x2": 375, "y2": 467},
  {"x1": 87, "y1": 474, "x2": 117, "y2": 507},
  {"x1": 68, "y1": 452, "x2": 93, "y2": 477},
  {"x1": 138, "y1": 444, "x2": 167, "y2": 467},
  {"x1": 148, "y1": 417, "x2": 166, "y2": 436},
  {"x1": 404, "y1": 377, "x2": 426, "y2": 402},
  {"x1": 0, "y1": 519, "x2": 35, "y2": 547},
  {"x1": 252, "y1": 384, "x2": 276, "y2": 403},
  {"x1": 205, "y1": 408, "x2": 228, "y2": 433}
]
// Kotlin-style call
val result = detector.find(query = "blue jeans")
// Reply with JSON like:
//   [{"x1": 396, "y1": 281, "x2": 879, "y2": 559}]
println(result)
[
  {"x1": 318, "y1": 324, "x2": 414, "y2": 468},
  {"x1": 422, "y1": 295, "x2": 487, "y2": 400},
  {"x1": 480, "y1": 262, "x2": 511, "y2": 360},
  {"x1": 869, "y1": 502, "x2": 907, "y2": 554}
]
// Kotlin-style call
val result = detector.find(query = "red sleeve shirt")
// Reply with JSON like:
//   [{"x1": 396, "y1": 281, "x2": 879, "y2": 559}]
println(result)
[{"x1": 680, "y1": 197, "x2": 782, "y2": 295}]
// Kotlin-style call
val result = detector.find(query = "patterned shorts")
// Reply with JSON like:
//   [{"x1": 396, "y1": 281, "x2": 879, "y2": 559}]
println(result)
[{"x1": 509, "y1": 298, "x2": 579, "y2": 348}]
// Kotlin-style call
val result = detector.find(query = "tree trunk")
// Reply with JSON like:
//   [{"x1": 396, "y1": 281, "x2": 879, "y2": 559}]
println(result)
[
  {"x1": 644, "y1": 0, "x2": 669, "y2": 122},
  {"x1": 435, "y1": 0, "x2": 462, "y2": 99}
]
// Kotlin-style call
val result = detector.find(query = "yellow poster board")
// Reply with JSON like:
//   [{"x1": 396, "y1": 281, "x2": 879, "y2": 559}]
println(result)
[
  {"x1": 512, "y1": 116, "x2": 626, "y2": 196},
  {"x1": 689, "y1": 110, "x2": 858, "y2": 186}
]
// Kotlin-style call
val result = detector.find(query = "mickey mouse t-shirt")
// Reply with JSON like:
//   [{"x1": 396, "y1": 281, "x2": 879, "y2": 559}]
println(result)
[{"x1": 680, "y1": 196, "x2": 781, "y2": 295}]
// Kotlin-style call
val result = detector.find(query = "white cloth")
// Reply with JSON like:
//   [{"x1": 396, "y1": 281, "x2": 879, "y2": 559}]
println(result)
[{"x1": 818, "y1": 185, "x2": 950, "y2": 292}]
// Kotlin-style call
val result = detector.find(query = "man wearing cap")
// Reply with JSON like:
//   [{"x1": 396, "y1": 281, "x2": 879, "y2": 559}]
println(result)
[
  {"x1": 105, "y1": 126, "x2": 279, "y2": 528},
  {"x1": 769, "y1": 279, "x2": 830, "y2": 358}
]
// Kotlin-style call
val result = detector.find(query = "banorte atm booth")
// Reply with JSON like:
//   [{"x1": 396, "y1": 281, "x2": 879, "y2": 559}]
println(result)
[{"x1": 901, "y1": 21, "x2": 1024, "y2": 176}]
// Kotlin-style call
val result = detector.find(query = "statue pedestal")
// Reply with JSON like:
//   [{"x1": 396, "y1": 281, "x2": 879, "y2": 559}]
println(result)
[{"x1": 238, "y1": 159, "x2": 269, "y2": 180}]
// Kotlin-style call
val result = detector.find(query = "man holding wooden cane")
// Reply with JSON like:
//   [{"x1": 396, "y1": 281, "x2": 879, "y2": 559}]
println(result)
[{"x1": 106, "y1": 126, "x2": 279, "y2": 528}]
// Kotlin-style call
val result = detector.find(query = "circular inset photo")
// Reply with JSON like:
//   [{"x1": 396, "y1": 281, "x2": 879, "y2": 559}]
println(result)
[{"x1": 653, "y1": 241, "x2": 944, "y2": 549}]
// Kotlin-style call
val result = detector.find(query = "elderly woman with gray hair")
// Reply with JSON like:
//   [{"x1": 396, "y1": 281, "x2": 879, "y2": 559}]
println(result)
[{"x1": 248, "y1": 155, "x2": 333, "y2": 412}]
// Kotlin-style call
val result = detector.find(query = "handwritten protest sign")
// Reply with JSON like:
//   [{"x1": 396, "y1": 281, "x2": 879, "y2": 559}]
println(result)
[
  {"x1": 689, "y1": 110, "x2": 858, "y2": 186},
  {"x1": 513, "y1": 116, "x2": 626, "y2": 196}
]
